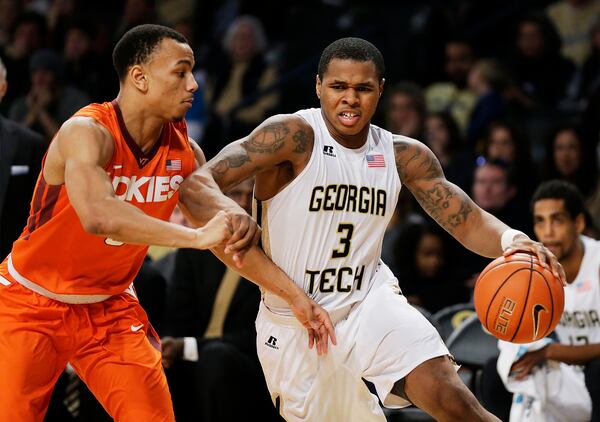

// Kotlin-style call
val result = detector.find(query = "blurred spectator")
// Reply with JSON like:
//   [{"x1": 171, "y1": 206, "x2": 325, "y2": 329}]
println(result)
[
  {"x1": 425, "y1": 38, "x2": 477, "y2": 134},
  {"x1": 114, "y1": 0, "x2": 158, "y2": 39},
  {"x1": 506, "y1": 13, "x2": 577, "y2": 111},
  {"x1": 482, "y1": 120, "x2": 538, "y2": 203},
  {"x1": 0, "y1": 56, "x2": 44, "y2": 260},
  {"x1": 382, "y1": 81, "x2": 426, "y2": 139},
  {"x1": 456, "y1": 158, "x2": 531, "y2": 289},
  {"x1": 8, "y1": 48, "x2": 89, "y2": 141},
  {"x1": 424, "y1": 111, "x2": 473, "y2": 189},
  {"x1": 466, "y1": 58, "x2": 509, "y2": 149},
  {"x1": 543, "y1": 121, "x2": 600, "y2": 227},
  {"x1": 203, "y1": 15, "x2": 280, "y2": 159},
  {"x1": 546, "y1": 0, "x2": 600, "y2": 67},
  {"x1": 579, "y1": 15, "x2": 600, "y2": 100},
  {"x1": 394, "y1": 221, "x2": 469, "y2": 313},
  {"x1": 156, "y1": 0, "x2": 195, "y2": 27},
  {"x1": 0, "y1": 0, "x2": 22, "y2": 50},
  {"x1": 0, "y1": 11, "x2": 46, "y2": 112},
  {"x1": 160, "y1": 178, "x2": 282, "y2": 422},
  {"x1": 45, "y1": 0, "x2": 78, "y2": 49},
  {"x1": 471, "y1": 158, "x2": 530, "y2": 234},
  {"x1": 62, "y1": 21, "x2": 117, "y2": 103}
]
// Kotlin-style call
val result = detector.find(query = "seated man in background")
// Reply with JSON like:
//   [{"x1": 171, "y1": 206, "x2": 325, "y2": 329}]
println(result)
[
  {"x1": 482, "y1": 180, "x2": 600, "y2": 421},
  {"x1": 161, "y1": 177, "x2": 282, "y2": 422}
]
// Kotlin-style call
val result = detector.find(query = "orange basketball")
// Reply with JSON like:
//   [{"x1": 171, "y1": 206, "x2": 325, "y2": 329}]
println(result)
[{"x1": 474, "y1": 253, "x2": 564, "y2": 343}]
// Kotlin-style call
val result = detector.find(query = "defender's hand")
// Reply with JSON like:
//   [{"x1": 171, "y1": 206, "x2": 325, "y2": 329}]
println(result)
[
  {"x1": 224, "y1": 213, "x2": 261, "y2": 267},
  {"x1": 504, "y1": 237, "x2": 566, "y2": 285},
  {"x1": 289, "y1": 293, "x2": 337, "y2": 355},
  {"x1": 195, "y1": 210, "x2": 233, "y2": 250}
]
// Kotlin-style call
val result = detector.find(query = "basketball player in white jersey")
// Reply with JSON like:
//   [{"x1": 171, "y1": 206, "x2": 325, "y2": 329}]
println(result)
[
  {"x1": 507, "y1": 180, "x2": 600, "y2": 421},
  {"x1": 179, "y1": 38, "x2": 564, "y2": 421}
]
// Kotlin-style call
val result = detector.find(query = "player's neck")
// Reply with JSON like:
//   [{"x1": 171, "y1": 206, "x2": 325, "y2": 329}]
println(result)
[
  {"x1": 561, "y1": 238, "x2": 585, "y2": 284},
  {"x1": 114, "y1": 95, "x2": 164, "y2": 153}
]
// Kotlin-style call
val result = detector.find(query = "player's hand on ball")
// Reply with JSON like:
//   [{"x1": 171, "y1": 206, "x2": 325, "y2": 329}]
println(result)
[
  {"x1": 503, "y1": 236, "x2": 566, "y2": 286},
  {"x1": 224, "y1": 213, "x2": 261, "y2": 268},
  {"x1": 161, "y1": 336, "x2": 184, "y2": 369},
  {"x1": 196, "y1": 210, "x2": 233, "y2": 250},
  {"x1": 289, "y1": 292, "x2": 337, "y2": 355}
]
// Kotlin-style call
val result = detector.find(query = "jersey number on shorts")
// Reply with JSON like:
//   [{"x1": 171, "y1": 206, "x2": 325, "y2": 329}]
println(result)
[{"x1": 332, "y1": 223, "x2": 354, "y2": 258}]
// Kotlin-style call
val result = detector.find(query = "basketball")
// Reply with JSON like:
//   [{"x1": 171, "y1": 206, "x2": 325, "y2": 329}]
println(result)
[{"x1": 474, "y1": 253, "x2": 564, "y2": 343}]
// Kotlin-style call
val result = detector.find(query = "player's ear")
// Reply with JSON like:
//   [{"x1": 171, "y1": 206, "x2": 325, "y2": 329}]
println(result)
[
  {"x1": 379, "y1": 78, "x2": 385, "y2": 96},
  {"x1": 316, "y1": 74, "x2": 322, "y2": 99},
  {"x1": 130, "y1": 65, "x2": 148, "y2": 92}
]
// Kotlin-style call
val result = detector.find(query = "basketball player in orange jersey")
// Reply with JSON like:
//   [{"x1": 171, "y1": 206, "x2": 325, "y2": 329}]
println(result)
[
  {"x1": 179, "y1": 38, "x2": 567, "y2": 421},
  {"x1": 0, "y1": 25, "x2": 334, "y2": 422}
]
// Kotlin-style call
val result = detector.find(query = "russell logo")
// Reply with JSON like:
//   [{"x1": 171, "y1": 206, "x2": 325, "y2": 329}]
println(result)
[{"x1": 265, "y1": 335, "x2": 279, "y2": 349}]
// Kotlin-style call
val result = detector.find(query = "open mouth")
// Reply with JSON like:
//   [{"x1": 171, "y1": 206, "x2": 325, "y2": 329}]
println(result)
[{"x1": 338, "y1": 111, "x2": 360, "y2": 126}]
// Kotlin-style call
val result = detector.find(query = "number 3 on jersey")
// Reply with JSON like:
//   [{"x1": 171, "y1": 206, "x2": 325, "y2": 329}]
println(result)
[{"x1": 332, "y1": 223, "x2": 354, "y2": 258}]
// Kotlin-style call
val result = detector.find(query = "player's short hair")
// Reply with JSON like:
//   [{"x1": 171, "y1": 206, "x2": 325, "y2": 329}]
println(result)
[
  {"x1": 112, "y1": 24, "x2": 188, "y2": 81},
  {"x1": 531, "y1": 180, "x2": 585, "y2": 220},
  {"x1": 318, "y1": 37, "x2": 385, "y2": 81}
]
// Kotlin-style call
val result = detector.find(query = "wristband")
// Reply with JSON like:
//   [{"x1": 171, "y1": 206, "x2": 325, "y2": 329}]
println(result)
[{"x1": 501, "y1": 229, "x2": 528, "y2": 251}]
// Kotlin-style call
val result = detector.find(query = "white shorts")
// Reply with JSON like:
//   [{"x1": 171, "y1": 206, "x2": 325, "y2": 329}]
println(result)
[{"x1": 256, "y1": 277, "x2": 450, "y2": 421}]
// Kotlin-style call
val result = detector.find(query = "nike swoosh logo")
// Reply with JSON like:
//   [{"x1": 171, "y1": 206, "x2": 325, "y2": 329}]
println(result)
[
  {"x1": 532, "y1": 304, "x2": 547, "y2": 340},
  {"x1": 131, "y1": 324, "x2": 144, "y2": 332}
]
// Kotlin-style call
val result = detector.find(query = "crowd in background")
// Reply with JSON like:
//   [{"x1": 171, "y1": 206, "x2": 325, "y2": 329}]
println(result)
[{"x1": 1, "y1": 0, "x2": 599, "y2": 420}]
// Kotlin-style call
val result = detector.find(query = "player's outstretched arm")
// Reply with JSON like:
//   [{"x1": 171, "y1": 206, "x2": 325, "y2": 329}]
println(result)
[
  {"x1": 393, "y1": 135, "x2": 565, "y2": 283},
  {"x1": 393, "y1": 135, "x2": 506, "y2": 256},
  {"x1": 52, "y1": 117, "x2": 231, "y2": 250}
]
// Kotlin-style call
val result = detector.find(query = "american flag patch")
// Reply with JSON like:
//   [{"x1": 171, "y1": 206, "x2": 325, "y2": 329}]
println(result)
[
  {"x1": 576, "y1": 279, "x2": 592, "y2": 292},
  {"x1": 366, "y1": 154, "x2": 385, "y2": 168},
  {"x1": 166, "y1": 159, "x2": 182, "y2": 171}
]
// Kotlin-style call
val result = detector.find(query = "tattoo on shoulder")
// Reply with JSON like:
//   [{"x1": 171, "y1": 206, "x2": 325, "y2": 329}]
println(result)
[
  {"x1": 292, "y1": 128, "x2": 309, "y2": 153},
  {"x1": 393, "y1": 137, "x2": 443, "y2": 182},
  {"x1": 242, "y1": 122, "x2": 288, "y2": 154}
]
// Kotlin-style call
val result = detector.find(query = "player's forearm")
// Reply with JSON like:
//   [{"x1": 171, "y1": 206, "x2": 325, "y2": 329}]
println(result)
[
  {"x1": 546, "y1": 343, "x2": 600, "y2": 365},
  {"x1": 211, "y1": 245, "x2": 305, "y2": 304},
  {"x1": 459, "y1": 207, "x2": 511, "y2": 258},
  {"x1": 179, "y1": 170, "x2": 243, "y2": 226},
  {"x1": 82, "y1": 198, "x2": 202, "y2": 248},
  {"x1": 411, "y1": 180, "x2": 510, "y2": 258}
]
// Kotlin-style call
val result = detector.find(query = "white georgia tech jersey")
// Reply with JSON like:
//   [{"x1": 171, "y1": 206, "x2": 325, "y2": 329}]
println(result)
[
  {"x1": 255, "y1": 108, "x2": 402, "y2": 317},
  {"x1": 554, "y1": 235, "x2": 600, "y2": 345}
]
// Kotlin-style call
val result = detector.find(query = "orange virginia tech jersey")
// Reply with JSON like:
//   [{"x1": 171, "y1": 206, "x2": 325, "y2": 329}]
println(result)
[{"x1": 0, "y1": 101, "x2": 195, "y2": 296}]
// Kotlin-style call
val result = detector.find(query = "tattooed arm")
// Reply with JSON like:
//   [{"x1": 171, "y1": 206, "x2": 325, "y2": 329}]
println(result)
[
  {"x1": 179, "y1": 114, "x2": 312, "y2": 226},
  {"x1": 394, "y1": 135, "x2": 566, "y2": 281},
  {"x1": 393, "y1": 135, "x2": 510, "y2": 258}
]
